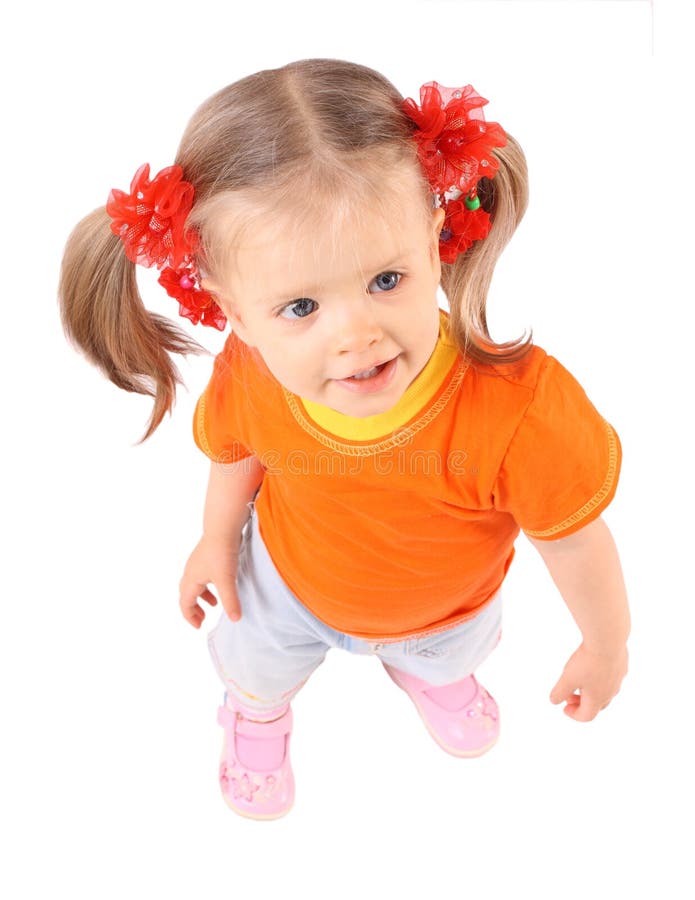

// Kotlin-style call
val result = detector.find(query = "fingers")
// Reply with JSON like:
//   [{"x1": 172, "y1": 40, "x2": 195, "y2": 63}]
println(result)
[
  {"x1": 549, "y1": 672, "x2": 571, "y2": 706},
  {"x1": 179, "y1": 536, "x2": 243, "y2": 629},
  {"x1": 550, "y1": 673, "x2": 591, "y2": 720},
  {"x1": 179, "y1": 582, "x2": 217, "y2": 629},
  {"x1": 556, "y1": 689, "x2": 602, "y2": 722},
  {"x1": 550, "y1": 643, "x2": 624, "y2": 722},
  {"x1": 566, "y1": 698, "x2": 599, "y2": 722},
  {"x1": 179, "y1": 579, "x2": 242, "y2": 629},
  {"x1": 199, "y1": 588, "x2": 218, "y2": 607},
  {"x1": 182, "y1": 601, "x2": 205, "y2": 630},
  {"x1": 550, "y1": 667, "x2": 595, "y2": 720},
  {"x1": 219, "y1": 588, "x2": 242, "y2": 622}
]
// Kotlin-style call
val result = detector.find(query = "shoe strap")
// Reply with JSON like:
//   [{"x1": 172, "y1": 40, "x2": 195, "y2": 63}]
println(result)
[{"x1": 218, "y1": 704, "x2": 292, "y2": 739}]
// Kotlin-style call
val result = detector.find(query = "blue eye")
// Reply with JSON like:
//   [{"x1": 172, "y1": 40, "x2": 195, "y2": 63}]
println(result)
[
  {"x1": 371, "y1": 271, "x2": 402, "y2": 292},
  {"x1": 279, "y1": 298, "x2": 317, "y2": 320},
  {"x1": 277, "y1": 271, "x2": 403, "y2": 320}
]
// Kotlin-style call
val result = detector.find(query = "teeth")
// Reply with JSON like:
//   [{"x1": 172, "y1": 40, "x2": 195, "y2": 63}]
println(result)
[{"x1": 351, "y1": 365, "x2": 379, "y2": 380}]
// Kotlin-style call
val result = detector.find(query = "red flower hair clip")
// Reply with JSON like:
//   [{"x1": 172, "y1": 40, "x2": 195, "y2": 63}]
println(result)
[
  {"x1": 401, "y1": 82, "x2": 507, "y2": 261},
  {"x1": 106, "y1": 163, "x2": 227, "y2": 330}
]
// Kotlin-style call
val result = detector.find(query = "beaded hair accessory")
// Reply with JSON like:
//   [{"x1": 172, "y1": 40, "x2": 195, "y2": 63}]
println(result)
[
  {"x1": 401, "y1": 82, "x2": 507, "y2": 263},
  {"x1": 106, "y1": 81, "x2": 506, "y2": 327},
  {"x1": 106, "y1": 163, "x2": 227, "y2": 330}
]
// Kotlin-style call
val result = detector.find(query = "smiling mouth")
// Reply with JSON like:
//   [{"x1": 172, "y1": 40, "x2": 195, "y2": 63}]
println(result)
[
  {"x1": 342, "y1": 358, "x2": 393, "y2": 380},
  {"x1": 350, "y1": 363, "x2": 383, "y2": 380},
  {"x1": 334, "y1": 355, "x2": 400, "y2": 393}
]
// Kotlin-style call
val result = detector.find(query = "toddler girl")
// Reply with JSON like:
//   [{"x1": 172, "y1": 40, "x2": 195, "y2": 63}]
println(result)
[{"x1": 59, "y1": 58, "x2": 630, "y2": 821}]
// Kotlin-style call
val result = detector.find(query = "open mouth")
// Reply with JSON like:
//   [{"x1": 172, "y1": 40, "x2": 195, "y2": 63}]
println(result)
[
  {"x1": 348, "y1": 362, "x2": 388, "y2": 381},
  {"x1": 336, "y1": 356, "x2": 399, "y2": 394}
]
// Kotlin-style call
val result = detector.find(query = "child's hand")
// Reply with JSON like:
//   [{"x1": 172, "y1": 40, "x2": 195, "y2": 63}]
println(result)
[
  {"x1": 179, "y1": 535, "x2": 242, "y2": 629},
  {"x1": 550, "y1": 642, "x2": 629, "y2": 722}
]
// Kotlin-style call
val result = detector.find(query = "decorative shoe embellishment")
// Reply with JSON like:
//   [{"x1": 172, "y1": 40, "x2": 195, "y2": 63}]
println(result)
[
  {"x1": 218, "y1": 760, "x2": 281, "y2": 806},
  {"x1": 465, "y1": 688, "x2": 499, "y2": 729},
  {"x1": 216, "y1": 696, "x2": 295, "y2": 820},
  {"x1": 383, "y1": 664, "x2": 500, "y2": 758}
]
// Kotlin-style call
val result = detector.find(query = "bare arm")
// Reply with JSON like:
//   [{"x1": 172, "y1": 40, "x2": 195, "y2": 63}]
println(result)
[
  {"x1": 203, "y1": 455, "x2": 266, "y2": 543},
  {"x1": 179, "y1": 455, "x2": 265, "y2": 628},
  {"x1": 527, "y1": 516, "x2": 630, "y2": 720}
]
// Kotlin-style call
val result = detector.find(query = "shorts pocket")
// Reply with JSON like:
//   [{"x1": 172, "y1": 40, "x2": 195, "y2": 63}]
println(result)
[
  {"x1": 410, "y1": 598, "x2": 502, "y2": 660},
  {"x1": 410, "y1": 626, "x2": 471, "y2": 659}
]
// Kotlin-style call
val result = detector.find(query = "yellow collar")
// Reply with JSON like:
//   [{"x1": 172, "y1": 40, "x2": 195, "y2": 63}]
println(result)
[{"x1": 298, "y1": 308, "x2": 459, "y2": 440}]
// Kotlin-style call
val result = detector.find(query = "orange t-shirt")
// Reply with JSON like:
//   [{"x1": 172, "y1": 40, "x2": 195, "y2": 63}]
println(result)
[{"x1": 193, "y1": 309, "x2": 622, "y2": 641}]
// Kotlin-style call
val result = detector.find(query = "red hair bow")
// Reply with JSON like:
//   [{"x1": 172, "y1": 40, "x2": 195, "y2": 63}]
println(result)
[
  {"x1": 106, "y1": 164, "x2": 227, "y2": 330},
  {"x1": 401, "y1": 82, "x2": 507, "y2": 261}
]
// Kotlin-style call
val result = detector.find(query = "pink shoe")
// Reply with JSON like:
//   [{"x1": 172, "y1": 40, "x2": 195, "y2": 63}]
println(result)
[
  {"x1": 216, "y1": 692, "x2": 295, "y2": 820},
  {"x1": 383, "y1": 663, "x2": 499, "y2": 757}
]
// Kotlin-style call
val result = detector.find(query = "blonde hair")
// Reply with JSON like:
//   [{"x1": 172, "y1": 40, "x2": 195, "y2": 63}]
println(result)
[{"x1": 59, "y1": 57, "x2": 531, "y2": 443}]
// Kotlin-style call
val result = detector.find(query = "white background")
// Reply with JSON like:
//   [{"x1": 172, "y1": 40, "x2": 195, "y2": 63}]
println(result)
[{"x1": 2, "y1": 1, "x2": 692, "y2": 897}]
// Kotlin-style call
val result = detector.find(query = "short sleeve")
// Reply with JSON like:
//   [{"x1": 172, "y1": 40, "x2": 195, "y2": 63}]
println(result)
[
  {"x1": 492, "y1": 355, "x2": 622, "y2": 540},
  {"x1": 192, "y1": 337, "x2": 254, "y2": 464},
  {"x1": 192, "y1": 391, "x2": 253, "y2": 464}
]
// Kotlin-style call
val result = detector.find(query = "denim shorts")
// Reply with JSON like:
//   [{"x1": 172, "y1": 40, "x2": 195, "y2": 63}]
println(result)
[{"x1": 207, "y1": 500, "x2": 503, "y2": 714}]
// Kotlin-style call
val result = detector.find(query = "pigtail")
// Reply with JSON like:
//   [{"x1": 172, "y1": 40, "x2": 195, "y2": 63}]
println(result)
[
  {"x1": 440, "y1": 133, "x2": 533, "y2": 365},
  {"x1": 58, "y1": 205, "x2": 208, "y2": 443},
  {"x1": 59, "y1": 59, "x2": 535, "y2": 445}
]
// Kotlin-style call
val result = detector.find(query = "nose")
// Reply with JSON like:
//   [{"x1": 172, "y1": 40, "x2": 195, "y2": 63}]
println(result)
[{"x1": 334, "y1": 296, "x2": 384, "y2": 355}]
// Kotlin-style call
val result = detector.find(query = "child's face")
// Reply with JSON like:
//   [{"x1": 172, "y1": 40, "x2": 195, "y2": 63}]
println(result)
[{"x1": 204, "y1": 195, "x2": 446, "y2": 418}]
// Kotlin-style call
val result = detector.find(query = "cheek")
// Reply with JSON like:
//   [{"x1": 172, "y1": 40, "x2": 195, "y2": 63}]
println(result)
[
  {"x1": 403, "y1": 283, "x2": 440, "y2": 328},
  {"x1": 407, "y1": 295, "x2": 442, "y2": 355},
  {"x1": 258, "y1": 343, "x2": 308, "y2": 386}
]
